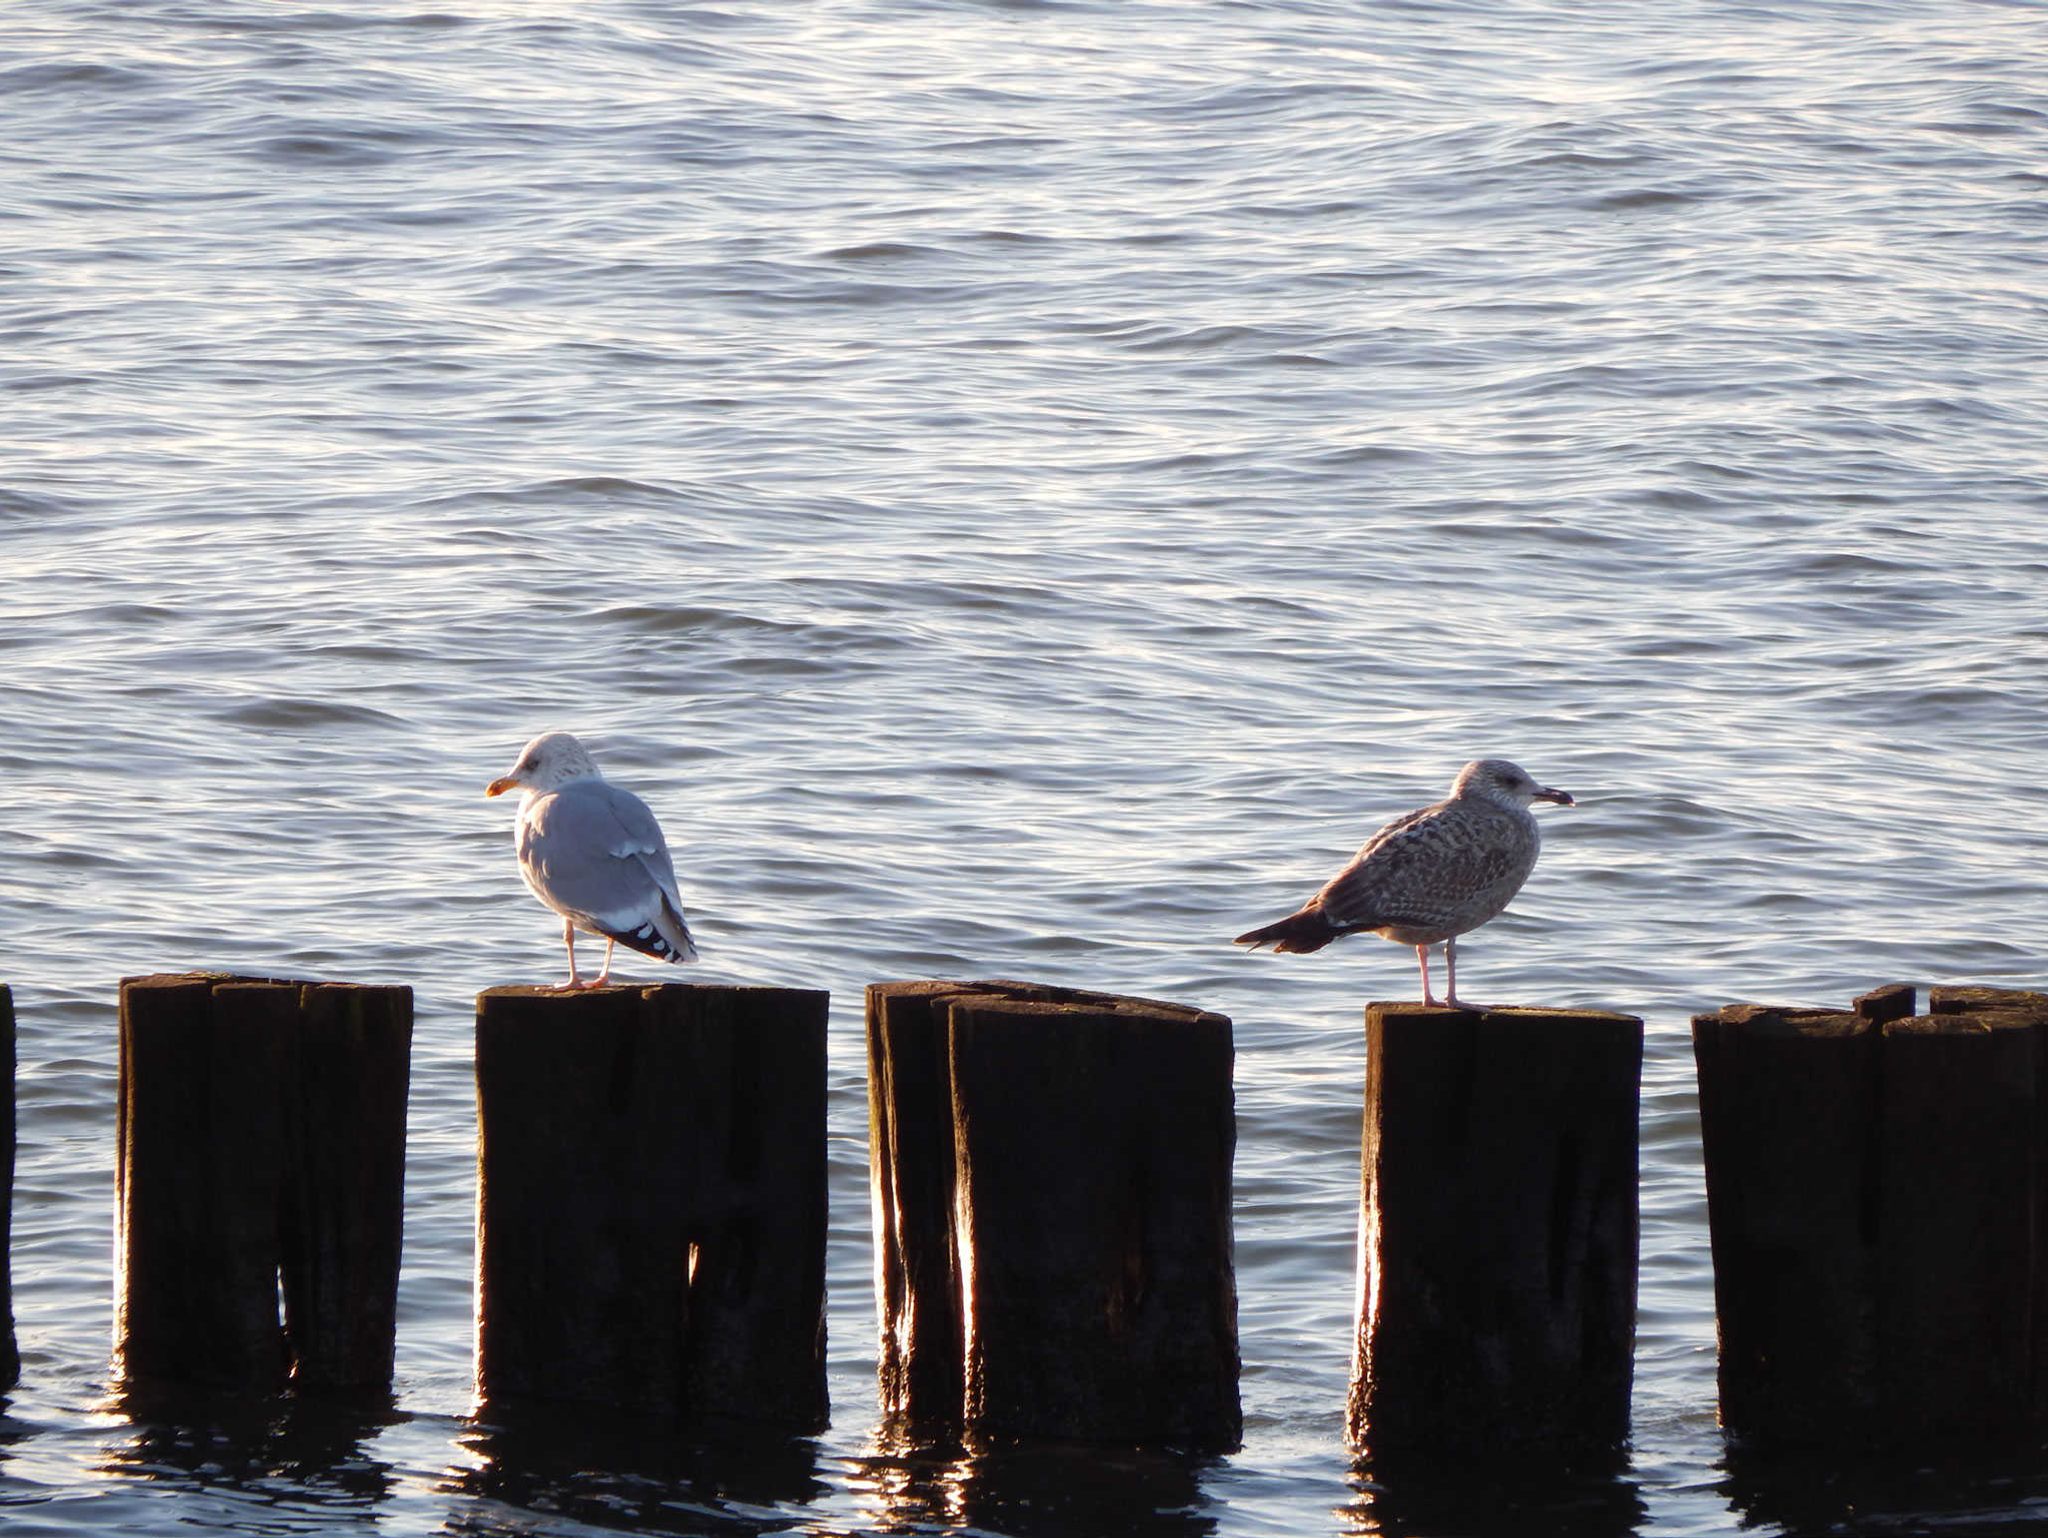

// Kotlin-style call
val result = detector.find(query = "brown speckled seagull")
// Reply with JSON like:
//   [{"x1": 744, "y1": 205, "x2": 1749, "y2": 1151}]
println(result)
[{"x1": 1234, "y1": 759, "x2": 1572, "y2": 1007}]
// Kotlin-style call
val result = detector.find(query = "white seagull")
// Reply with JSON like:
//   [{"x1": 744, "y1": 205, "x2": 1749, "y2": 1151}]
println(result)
[
  {"x1": 486, "y1": 730, "x2": 699, "y2": 989},
  {"x1": 1234, "y1": 759, "x2": 1572, "y2": 1007}
]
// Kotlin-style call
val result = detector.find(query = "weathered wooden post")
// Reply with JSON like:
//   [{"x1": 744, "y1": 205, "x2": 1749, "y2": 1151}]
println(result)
[
  {"x1": 474, "y1": 982, "x2": 828, "y2": 1428},
  {"x1": 867, "y1": 980, "x2": 972, "y2": 1424},
  {"x1": 2, "y1": 984, "x2": 18, "y2": 1389},
  {"x1": 115, "y1": 973, "x2": 411, "y2": 1392},
  {"x1": 1348, "y1": 1002, "x2": 1643, "y2": 1461},
  {"x1": 284, "y1": 983, "x2": 413, "y2": 1389},
  {"x1": 1693, "y1": 983, "x2": 2048, "y2": 1448},
  {"x1": 867, "y1": 979, "x2": 1240, "y2": 1452},
  {"x1": 1690, "y1": 1002, "x2": 1877, "y2": 1438},
  {"x1": 117, "y1": 976, "x2": 293, "y2": 1387}
]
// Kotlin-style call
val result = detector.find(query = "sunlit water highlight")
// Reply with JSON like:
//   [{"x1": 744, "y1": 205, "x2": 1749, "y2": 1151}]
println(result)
[{"x1": 3, "y1": 0, "x2": 2047, "y2": 1533}]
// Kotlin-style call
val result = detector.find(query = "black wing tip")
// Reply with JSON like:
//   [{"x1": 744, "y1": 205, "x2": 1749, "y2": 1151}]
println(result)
[{"x1": 603, "y1": 918, "x2": 698, "y2": 964}]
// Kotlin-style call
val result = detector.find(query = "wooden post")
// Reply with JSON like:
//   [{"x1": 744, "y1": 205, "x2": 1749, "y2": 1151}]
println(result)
[
  {"x1": 1, "y1": 984, "x2": 17, "y2": 1389},
  {"x1": 867, "y1": 979, "x2": 1240, "y2": 1452},
  {"x1": 1877, "y1": 1009, "x2": 2036, "y2": 1438},
  {"x1": 1691, "y1": 1004, "x2": 1878, "y2": 1438},
  {"x1": 867, "y1": 980, "x2": 973, "y2": 1424},
  {"x1": 474, "y1": 982, "x2": 828, "y2": 1429},
  {"x1": 1349, "y1": 1002, "x2": 1643, "y2": 1460},
  {"x1": 282, "y1": 983, "x2": 412, "y2": 1389},
  {"x1": 1693, "y1": 984, "x2": 2048, "y2": 1448},
  {"x1": 117, "y1": 976, "x2": 292, "y2": 1387},
  {"x1": 115, "y1": 973, "x2": 411, "y2": 1393},
  {"x1": 650, "y1": 983, "x2": 829, "y2": 1425}
]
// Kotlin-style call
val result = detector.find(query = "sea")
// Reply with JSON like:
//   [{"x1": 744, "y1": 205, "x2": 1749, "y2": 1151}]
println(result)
[{"x1": 3, "y1": 1, "x2": 2047, "y2": 1533}]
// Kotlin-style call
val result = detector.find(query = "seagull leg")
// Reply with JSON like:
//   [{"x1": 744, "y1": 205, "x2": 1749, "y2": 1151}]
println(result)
[
  {"x1": 1443, "y1": 936, "x2": 1462, "y2": 1009},
  {"x1": 560, "y1": 919, "x2": 584, "y2": 990},
  {"x1": 592, "y1": 938, "x2": 617, "y2": 989},
  {"x1": 1417, "y1": 944, "x2": 1437, "y2": 1007}
]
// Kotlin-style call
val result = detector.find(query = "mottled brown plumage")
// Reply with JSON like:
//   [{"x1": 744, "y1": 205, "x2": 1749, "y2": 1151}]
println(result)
[{"x1": 1235, "y1": 759, "x2": 1572, "y2": 1005}]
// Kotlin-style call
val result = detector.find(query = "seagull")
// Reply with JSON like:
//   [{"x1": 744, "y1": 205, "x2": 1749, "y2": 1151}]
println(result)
[
  {"x1": 1233, "y1": 759, "x2": 1572, "y2": 1007},
  {"x1": 486, "y1": 730, "x2": 699, "y2": 989}
]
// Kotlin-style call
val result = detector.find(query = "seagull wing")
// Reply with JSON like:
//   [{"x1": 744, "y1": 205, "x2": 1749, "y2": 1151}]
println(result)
[
  {"x1": 517, "y1": 782, "x2": 698, "y2": 959},
  {"x1": 1315, "y1": 799, "x2": 1535, "y2": 933}
]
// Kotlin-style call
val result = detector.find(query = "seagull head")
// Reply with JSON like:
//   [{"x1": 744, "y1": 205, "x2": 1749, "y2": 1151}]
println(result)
[
  {"x1": 486, "y1": 730, "x2": 603, "y2": 798},
  {"x1": 1454, "y1": 758, "x2": 1574, "y2": 809}
]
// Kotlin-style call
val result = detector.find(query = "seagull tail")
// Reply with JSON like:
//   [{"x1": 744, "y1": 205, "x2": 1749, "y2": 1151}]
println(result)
[
  {"x1": 654, "y1": 895, "x2": 700, "y2": 964},
  {"x1": 1233, "y1": 908, "x2": 1338, "y2": 955},
  {"x1": 608, "y1": 896, "x2": 700, "y2": 964}
]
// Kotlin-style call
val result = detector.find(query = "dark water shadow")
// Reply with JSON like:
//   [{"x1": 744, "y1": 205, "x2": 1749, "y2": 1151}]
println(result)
[
  {"x1": 1339, "y1": 1446, "x2": 1646, "y2": 1538},
  {"x1": 846, "y1": 1421, "x2": 1221, "y2": 1538},
  {"x1": 98, "y1": 1382, "x2": 402, "y2": 1510},
  {"x1": 1722, "y1": 1440, "x2": 2048, "y2": 1535},
  {"x1": 439, "y1": 1399, "x2": 828, "y2": 1537},
  {"x1": 0, "y1": 1391, "x2": 30, "y2": 1478}
]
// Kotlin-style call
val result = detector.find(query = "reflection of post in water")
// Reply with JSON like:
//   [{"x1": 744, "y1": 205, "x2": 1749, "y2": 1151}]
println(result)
[
  {"x1": 1720, "y1": 1438, "x2": 2048, "y2": 1536},
  {"x1": 1339, "y1": 1449, "x2": 1646, "y2": 1538},
  {"x1": 440, "y1": 1399, "x2": 826, "y2": 1538},
  {"x1": 867, "y1": 979, "x2": 1240, "y2": 1452},
  {"x1": 1, "y1": 983, "x2": 17, "y2": 1389},
  {"x1": 850, "y1": 1422, "x2": 1221, "y2": 1538},
  {"x1": 98, "y1": 1382, "x2": 400, "y2": 1511}
]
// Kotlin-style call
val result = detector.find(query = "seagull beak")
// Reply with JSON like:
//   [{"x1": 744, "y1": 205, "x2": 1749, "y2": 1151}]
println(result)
[
  {"x1": 485, "y1": 776, "x2": 519, "y2": 798},
  {"x1": 1535, "y1": 786, "x2": 1574, "y2": 806}
]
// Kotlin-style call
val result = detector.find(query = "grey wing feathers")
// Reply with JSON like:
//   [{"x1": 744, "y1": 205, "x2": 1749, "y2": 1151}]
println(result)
[
  {"x1": 598, "y1": 784, "x2": 688, "y2": 912},
  {"x1": 519, "y1": 782, "x2": 687, "y2": 932}
]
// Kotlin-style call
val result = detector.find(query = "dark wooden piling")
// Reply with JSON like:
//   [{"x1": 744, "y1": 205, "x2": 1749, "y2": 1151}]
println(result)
[
  {"x1": 1691, "y1": 1004, "x2": 1878, "y2": 1436},
  {"x1": 867, "y1": 980, "x2": 974, "y2": 1424},
  {"x1": 115, "y1": 973, "x2": 411, "y2": 1392},
  {"x1": 474, "y1": 983, "x2": 828, "y2": 1429},
  {"x1": 284, "y1": 984, "x2": 413, "y2": 1389},
  {"x1": 2, "y1": 985, "x2": 18, "y2": 1389},
  {"x1": 867, "y1": 979, "x2": 1240, "y2": 1452},
  {"x1": 1348, "y1": 1002, "x2": 1643, "y2": 1460},
  {"x1": 1693, "y1": 983, "x2": 2048, "y2": 1448},
  {"x1": 653, "y1": 984, "x2": 830, "y2": 1424},
  {"x1": 117, "y1": 977, "x2": 292, "y2": 1387}
]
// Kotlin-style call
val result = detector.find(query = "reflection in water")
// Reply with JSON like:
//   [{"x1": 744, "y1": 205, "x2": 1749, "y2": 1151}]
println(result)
[
  {"x1": 99, "y1": 1383, "x2": 400, "y2": 1511},
  {"x1": 440, "y1": 1401, "x2": 827, "y2": 1537},
  {"x1": 0, "y1": 1392, "x2": 28, "y2": 1479},
  {"x1": 849, "y1": 1421, "x2": 1220, "y2": 1538},
  {"x1": 1339, "y1": 1449, "x2": 1645, "y2": 1538},
  {"x1": 1723, "y1": 1441, "x2": 2048, "y2": 1536}
]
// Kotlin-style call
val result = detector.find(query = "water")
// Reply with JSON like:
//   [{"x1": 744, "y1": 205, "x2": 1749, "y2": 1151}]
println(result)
[{"x1": 3, "y1": 0, "x2": 2046, "y2": 1531}]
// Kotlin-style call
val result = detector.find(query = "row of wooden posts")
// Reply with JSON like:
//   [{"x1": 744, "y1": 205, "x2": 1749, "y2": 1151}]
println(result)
[{"x1": 1, "y1": 975, "x2": 2045, "y2": 1459}]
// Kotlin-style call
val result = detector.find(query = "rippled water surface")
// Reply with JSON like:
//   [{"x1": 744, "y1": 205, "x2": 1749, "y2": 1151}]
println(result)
[{"x1": 4, "y1": 1, "x2": 2048, "y2": 1533}]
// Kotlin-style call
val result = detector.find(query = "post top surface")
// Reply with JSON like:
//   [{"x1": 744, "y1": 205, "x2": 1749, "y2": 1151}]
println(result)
[
  {"x1": 1369, "y1": 1000, "x2": 1642, "y2": 1028},
  {"x1": 1693, "y1": 1004, "x2": 1866, "y2": 1038},
  {"x1": 477, "y1": 981, "x2": 829, "y2": 1004},
  {"x1": 1884, "y1": 1008, "x2": 2043, "y2": 1037}
]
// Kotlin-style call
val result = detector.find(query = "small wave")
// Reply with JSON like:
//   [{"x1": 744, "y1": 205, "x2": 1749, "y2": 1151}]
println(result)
[
  {"x1": 1591, "y1": 186, "x2": 1703, "y2": 211},
  {"x1": 1123, "y1": 324, "x2": 1262, "y2": 355},
  {"x1": 817, "y1": 241, "x2": 943, "y2": 262},
  {"x1": 591, "y1": 604, "x2": 818, "y2": 638},
  {"x1": 214, "y1": 698, "x2": 402, "y2": 729},
  {"x1": 0, "y1": 61, "x2": 152, "y2": 95}
]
